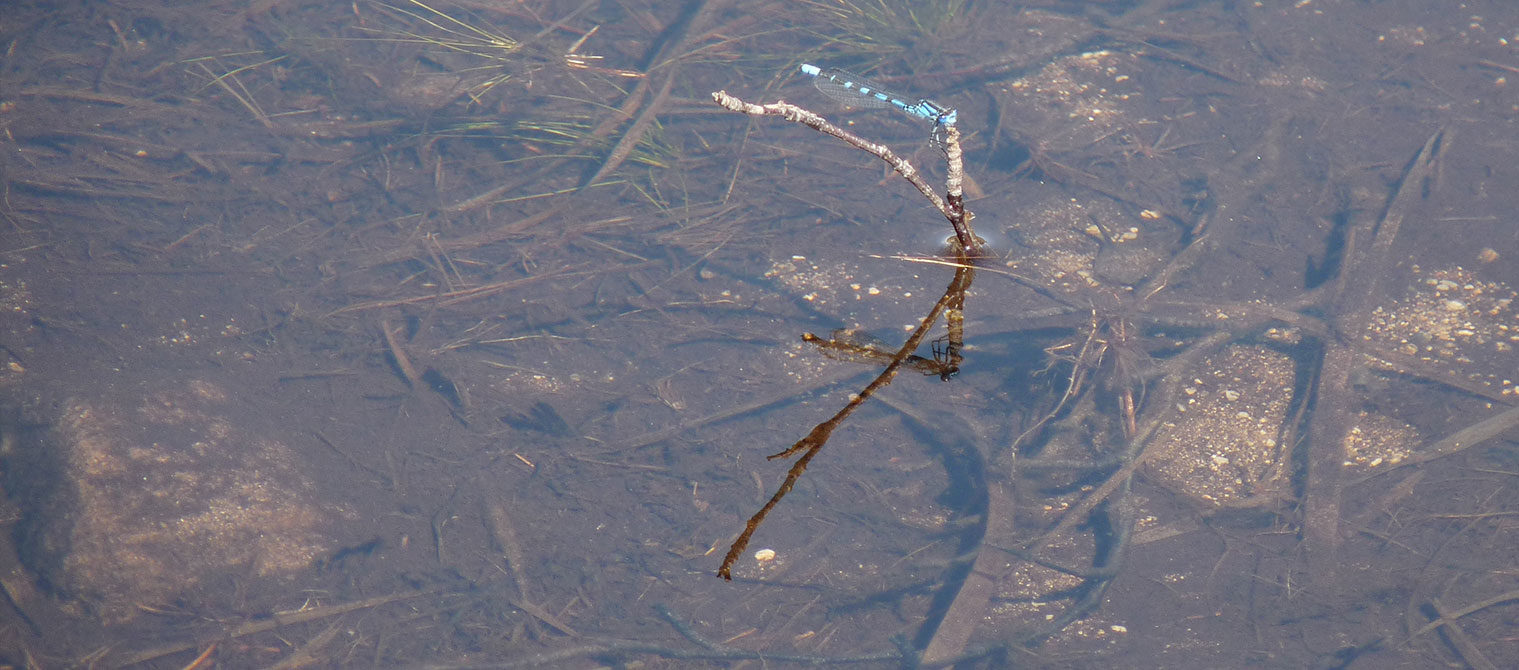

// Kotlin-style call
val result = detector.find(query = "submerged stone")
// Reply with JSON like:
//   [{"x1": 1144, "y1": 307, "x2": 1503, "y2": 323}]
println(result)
[
  {"x1": 4, "y1": 377, "x2": 353, "y2": 624},
  {"x1": 1146, "y1": 345, "x2": 1295, "y2": 507}
]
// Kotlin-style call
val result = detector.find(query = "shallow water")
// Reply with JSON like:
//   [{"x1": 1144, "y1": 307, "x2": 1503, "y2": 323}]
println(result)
[{"x1": 1, "y1": 0, "x2": 1517, "y2": 667}]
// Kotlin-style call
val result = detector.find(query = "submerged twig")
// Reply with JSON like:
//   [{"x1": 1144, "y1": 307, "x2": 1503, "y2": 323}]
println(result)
[
  {"x1": 328, "y1": 267, "x2": 583, "y2": 315},
  {"x1": 580, "y1": 72, "x2": 675, "y2": 189},
  {"x1": 1425, "y1": 598, "x2": 1498, "y2": 670},
  {"x1": 1350, "y1": 403, "x2": 1519, "y2": 485},
  {"x1": 1381, "y1": 589, "x2": 1519, "y2": 658},
  {"x1": 116, "y1": 588, "x2": 441, "y2": 665},
  {"x1": 1021, "y1": 330, "x2": 1232, "y2": 556},
  {"x1": 1303, "y1": 128, "x2": 1446, "y2": 589}
]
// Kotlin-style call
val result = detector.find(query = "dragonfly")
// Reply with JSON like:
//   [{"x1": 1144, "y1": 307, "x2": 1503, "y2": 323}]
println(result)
[{"x1": 798, "y1": 63, "x2": 958, "y2": 131}]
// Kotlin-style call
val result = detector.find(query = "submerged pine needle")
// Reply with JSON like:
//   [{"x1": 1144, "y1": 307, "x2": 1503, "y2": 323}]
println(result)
[{"x1": 368, "y1": 0, "x2": 520, "y2": 61}]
